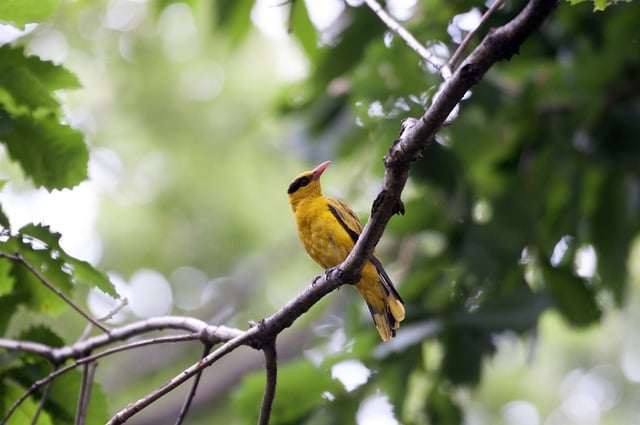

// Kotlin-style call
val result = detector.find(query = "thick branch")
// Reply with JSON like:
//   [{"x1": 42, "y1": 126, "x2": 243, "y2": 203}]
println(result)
[
  {"x1": 341, "y1": 0, "x2": 559, "y2": 281},
  {"x1": 0, "y1": 316, "x2": 242, "y2": 362}
]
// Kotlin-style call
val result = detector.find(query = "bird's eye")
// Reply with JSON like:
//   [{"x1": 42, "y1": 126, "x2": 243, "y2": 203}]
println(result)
[{"x1": 299, "y1": 177, "x2": 310, "y2": 187}]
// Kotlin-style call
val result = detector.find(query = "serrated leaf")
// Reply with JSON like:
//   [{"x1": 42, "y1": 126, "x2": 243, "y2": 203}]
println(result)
[
  {"x1": 0, "y1": 46, "x2": 86, "y2": 190},
  {"x1": 1, "y1": 113, "x2": 88, "y2": 190},
  {"x1": 20, "y1": 224, "x2": 118, "y2": 298},
  {"x1": 0, "y1": 0, "x2": 60, "y2": 27},
  {"x1": 0, "y1": 233, "x2": 69, "y2": 316},
  {"x1": 0, "y1": 46, "x2": 80, "y2": 115}
]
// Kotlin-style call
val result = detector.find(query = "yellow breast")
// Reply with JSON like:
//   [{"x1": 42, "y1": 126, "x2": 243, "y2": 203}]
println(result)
[{"x1": 293, "y1": 196, "x2": 355, "y2": 269}]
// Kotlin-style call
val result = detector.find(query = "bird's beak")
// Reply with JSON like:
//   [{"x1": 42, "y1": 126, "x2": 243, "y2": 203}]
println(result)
[{"x1": 312, "y1": 161, "x2": 331, "y2": 180}]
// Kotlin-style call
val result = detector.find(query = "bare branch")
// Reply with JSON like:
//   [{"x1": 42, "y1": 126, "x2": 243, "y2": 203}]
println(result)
[
  {"x1": 30, "y1": 368, "x2": 56, "y2": 425},
  {"x1": 340, "y1": 0, "x2": 559, "y2": 284},
  {"x1": 77, "y1": 297, "x2": 129, "y2": 342},
  {"x1": 174, "y1": 344, "x2": 212, "y2": 425},
  {"x1": 107, "y1": 274, "x2": 346, "y2": 424},
  {"x1": 258, "y1": 341, "x2": 278, "y2": 425},
  {"x1": 0, "y1": 252, "x2": 110, "y2": 333},
  {"x1": 363, "y1": 0, "x2": 445, "y2": 70},
  {"x1": 75, "y1": 362, "x2": 97, "y2": 425},
  {"x1": 445, "y1": 0, "x2": 505, "y2": 74},
  {"x1": 51, "y1": 316, "x2": 241, "y2": 363}
]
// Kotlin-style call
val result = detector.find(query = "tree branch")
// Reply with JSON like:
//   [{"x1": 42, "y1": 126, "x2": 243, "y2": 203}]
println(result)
[
  {"x1": 341, "y1": 0, "x2": 559, "y2": 281},
  {"x1": 363, "y1": 0, "x2": 446, "y2": 71},
  {"x1": 174, "y1": 344, "x2": 212, "y2": 425},
  {"x1": 445, "y1": 0, "x2": 505, "y2": 74},
  {"x1": 258, "y1": 341, "x2": 278, "y2": 425},
  {"x1": 75, "y1": 362, "x2": 97, "y2": 425}
]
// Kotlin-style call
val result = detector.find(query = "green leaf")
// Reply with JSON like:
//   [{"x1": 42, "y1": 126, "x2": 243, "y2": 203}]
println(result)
[
  {"x1": 1, "y1": 113, "x2": 88, "y2": 190},
  {"x1": 0, "y1": 225, "x2": 117, "y2": 317},
  {"x1": 1, "y1": 381, "x2": 54, "y2": 425},
  {"x1": 3, "y1": 350, "x2": 109, "y2": 425},
  {"x1": 543, "y1": 266, "x2": 601, "y2": 327},
  {"x1": 0, "y1": 0, "x2": 60, "y2": 27},
  {"x1": 0, "y1": 46, "x2": 80, "y2": 115},
  {"x1": 18, "y1": 325, "x2": 65, "y2": 348},
  {"x1": 47, "y1": 369, "x2": 109, "y2": 425},
  {"x1": 0, "y1": 46, "x2": 87, "y2": 190},
  {"x1": 20, "y1": 224, "x2": 118, "y2": 298},
  {"x1": 0, "y1": 253, "x2": 14, "y2": 296},
  {"x1": 0, "y1": 292, "x2": 26, "y2": 335},
  {"x1": 234, "y1": 360, "x2": 342, "y2": 424}
]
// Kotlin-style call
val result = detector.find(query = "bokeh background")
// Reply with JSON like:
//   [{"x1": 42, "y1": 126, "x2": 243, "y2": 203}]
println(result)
[{"x1": 1, "y1": 0, "x2": 640, "y2": 424}]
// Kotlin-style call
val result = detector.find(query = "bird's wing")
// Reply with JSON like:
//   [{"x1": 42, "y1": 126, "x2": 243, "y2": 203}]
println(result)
[
  {"x1": 326, "y1": 198, "x2": 363, "y2": 244},
  {"x1": 327, "y1": 198, "x2": 405, "y2": 305}
]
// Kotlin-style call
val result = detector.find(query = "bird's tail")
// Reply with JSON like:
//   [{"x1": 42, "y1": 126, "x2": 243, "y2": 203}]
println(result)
[{"x1": 357, "y1": 261, "x2": 405, "y2": 341}]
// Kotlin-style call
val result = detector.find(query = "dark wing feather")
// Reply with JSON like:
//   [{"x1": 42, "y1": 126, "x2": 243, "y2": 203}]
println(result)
[{"x1": 327, "y1": 199, "x2": 362, "y2": 244}]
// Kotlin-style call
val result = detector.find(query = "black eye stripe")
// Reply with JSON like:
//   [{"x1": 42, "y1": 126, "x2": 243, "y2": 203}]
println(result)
[{"x1": 287, "y1": 176, "x2": 312, "y2": 194}]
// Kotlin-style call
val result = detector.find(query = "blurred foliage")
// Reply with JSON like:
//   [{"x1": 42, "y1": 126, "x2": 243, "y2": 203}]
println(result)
[{"x1": 0, "y1": 0, "x2": 639, "y2": 424}]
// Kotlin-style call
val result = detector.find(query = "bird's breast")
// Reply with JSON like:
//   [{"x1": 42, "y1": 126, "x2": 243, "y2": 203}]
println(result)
[{"x1": 294, "y1": 197, "x2": 354, "y2": 269}]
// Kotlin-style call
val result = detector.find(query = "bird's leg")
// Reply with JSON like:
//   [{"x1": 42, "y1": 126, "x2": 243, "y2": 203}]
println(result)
[{"x1": 312, "y1": 266, "x2": 341, "y2": 286}]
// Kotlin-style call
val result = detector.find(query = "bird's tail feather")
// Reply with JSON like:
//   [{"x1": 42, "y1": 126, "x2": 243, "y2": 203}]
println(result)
[{"x1": 365, "y1": 289, "x2": 405, "y2": 341}]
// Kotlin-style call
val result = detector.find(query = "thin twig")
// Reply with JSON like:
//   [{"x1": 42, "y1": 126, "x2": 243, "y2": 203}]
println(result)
[
  {"x1": 30, "y1": 366, "x2": 57, "y2": 425},
  {"x1": 258, "y1": 341, "x2": 278, "y2": 425},
  {"x1": 78, "y1": 297, "x2": 129, "y2": 342},
  {"x1": 0, "y1": 252, "x2": 110, "y2": 333},
  {"x1": 174, "y1": 344, "x2": 212, "y2": 425},
  {"x1": 75, "y1": 362, "x2": 97, "y2": 425},
  {"x1": 363, "y1": 0, "x2": 445, "y2": 70},
  {"x1": 445, "y1": 0, "x2": 505, "y2": 73}
]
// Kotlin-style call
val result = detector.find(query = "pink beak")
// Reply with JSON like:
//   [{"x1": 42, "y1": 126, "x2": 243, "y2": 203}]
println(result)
[{"x1": 312, "y1": 161, "x2": 331, "y2": 180}]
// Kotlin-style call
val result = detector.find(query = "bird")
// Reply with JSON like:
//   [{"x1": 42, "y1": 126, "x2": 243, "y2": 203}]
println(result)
[{"x1": 287, "y1": 160, "x2": 405, "y2": 341}]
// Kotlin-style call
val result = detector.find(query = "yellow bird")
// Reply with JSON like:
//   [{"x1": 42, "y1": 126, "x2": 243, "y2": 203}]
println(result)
[{"x1": 287, "y1": 161, "x2": 405, "y2": 341}]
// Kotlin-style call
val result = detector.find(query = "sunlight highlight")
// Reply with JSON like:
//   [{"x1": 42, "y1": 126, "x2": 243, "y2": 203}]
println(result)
[{"x1": 331, "y1": 359, "x2": 371, "y2": 392}]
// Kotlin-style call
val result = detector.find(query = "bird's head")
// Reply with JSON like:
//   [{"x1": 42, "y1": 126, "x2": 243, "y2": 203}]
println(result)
[{"x1": 287, "y1": 161, "x2": 330, "y2": 208}]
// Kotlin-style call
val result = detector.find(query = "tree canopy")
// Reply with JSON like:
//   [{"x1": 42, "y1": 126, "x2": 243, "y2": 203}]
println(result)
[{"x1": 1, "y1": 0, "x2": 639, "y2": 424}]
